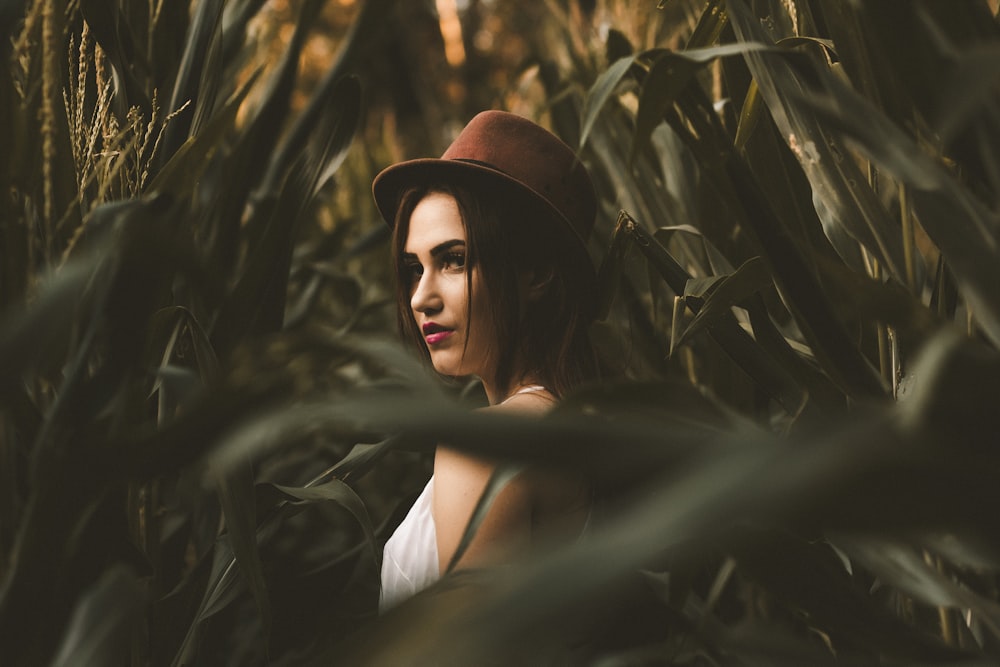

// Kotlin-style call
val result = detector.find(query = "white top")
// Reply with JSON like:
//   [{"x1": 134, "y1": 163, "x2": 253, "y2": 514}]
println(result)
[
  {"x1": 379, "y1": 475, "x2": 438, "y2": 612},
  {"x1": 378, "y1": 385, "x2": 550, "y2": 612}
]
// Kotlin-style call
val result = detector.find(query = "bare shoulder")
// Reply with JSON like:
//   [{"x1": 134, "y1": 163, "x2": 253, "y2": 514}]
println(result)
[
  {"x1": 486, "y1": 388, "x2": 557, "y2": 416},
  {"x1": 433, "y1": 445, "x2": 532, "y2": 572}
]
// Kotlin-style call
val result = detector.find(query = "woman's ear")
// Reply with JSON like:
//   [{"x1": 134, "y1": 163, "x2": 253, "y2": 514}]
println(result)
[{"x1": 521, "y1": 266, "x2": 555, "y2": 302}]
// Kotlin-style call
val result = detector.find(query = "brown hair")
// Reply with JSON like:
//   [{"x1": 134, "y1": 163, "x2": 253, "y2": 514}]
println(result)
[{"x1": 391, "y1": 183, "x2": 599, "y2": 400}]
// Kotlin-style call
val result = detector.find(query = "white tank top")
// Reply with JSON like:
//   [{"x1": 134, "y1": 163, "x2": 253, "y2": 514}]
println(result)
[
  {"x1": 379, "y1": 476, "x2": 438, "y2": 612},
  {"x1": 378, "y1": 386, "x2": 550, "y2": 612}
]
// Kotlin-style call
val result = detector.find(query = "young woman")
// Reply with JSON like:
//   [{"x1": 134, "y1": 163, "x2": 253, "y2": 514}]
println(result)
[{"x1": 372, "y1": 110, "x2": 600, "y2": 611}]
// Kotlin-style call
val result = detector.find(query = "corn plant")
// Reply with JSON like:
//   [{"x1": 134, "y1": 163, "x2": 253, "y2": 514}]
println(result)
[
  {"x1": 4, "y1": 0, "x2": 1000, "y2": 665},
  {"x1": 0, "y1": 0, "x2": 399, "y2": 664}
]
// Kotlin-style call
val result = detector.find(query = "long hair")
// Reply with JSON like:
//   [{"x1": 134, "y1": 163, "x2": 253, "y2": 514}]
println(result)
[{"x1": 391, "y1": 182, "x2": 599, "y2": 400}]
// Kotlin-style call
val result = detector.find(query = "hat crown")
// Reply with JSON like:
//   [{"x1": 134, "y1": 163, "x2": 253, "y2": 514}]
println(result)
[
  {"x1": 438, "y1": 111, "x2": 596, "y2": 245},
  {"x1": 372, "y1": 111, "x2": 598, "y2": 283}
]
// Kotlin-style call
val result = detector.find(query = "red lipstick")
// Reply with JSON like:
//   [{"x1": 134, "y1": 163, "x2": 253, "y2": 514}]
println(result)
[{"x1": 422, "y1": 322, "x2": 453, "y2": 345}]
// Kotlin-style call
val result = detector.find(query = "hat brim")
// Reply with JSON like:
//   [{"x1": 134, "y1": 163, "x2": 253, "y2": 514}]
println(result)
[{"x1": 373, "y1": 158, "x2": 596, "y2": 281}]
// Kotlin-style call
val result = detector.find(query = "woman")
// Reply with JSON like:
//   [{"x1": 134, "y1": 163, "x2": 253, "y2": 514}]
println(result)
[{"x1": 372, "y1": 110, "x2": 600, "y2": 611}]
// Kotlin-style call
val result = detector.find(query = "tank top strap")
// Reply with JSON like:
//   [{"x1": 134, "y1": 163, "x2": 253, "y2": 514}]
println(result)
[{"x1": 499, "y1": 385, "x2": 549, "y2": 405}]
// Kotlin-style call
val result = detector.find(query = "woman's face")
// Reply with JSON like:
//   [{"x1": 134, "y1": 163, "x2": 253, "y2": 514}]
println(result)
[{"x1": 403, "y1": 191, "x2": 493, "y2": 381}]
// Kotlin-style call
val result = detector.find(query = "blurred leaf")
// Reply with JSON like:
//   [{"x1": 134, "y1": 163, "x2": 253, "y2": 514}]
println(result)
[
  {"x1": 349, "y1": 417, "x2": 896, "y2": 665},
  {"x1": 556, "y1": 379, "x2": 740, "y2": 432},
  {"x1": 921, "y1": 533, "x2": 1000, "y2": 571},
  {"x1": 264, "y1": 478, "x2": 379, "y2": 568},
  {"x1": 188, "y1": 2, "x2": 227, "y2": 140},
  {"x1": 0, "y1": 255, "x2": 99, "y2": 398},
  {"x1": 734, "y1": 530, "x2": 967, "y2": 662},
  {"x1": 285, "y1": 268, "x2": 363, "y2": 330},
  {"x1": 897, "y1": 330, "x2": 1000, "y2": 447},
  {"x1": 146, "y1": 68, "x2": 260, "y2": 197},
  {"x1": 837, "y1": 537, "x2": 1000, "y2": 638},
  {"x1": 155, "y1": 365, "x2": 201, "y2": 407},
  {"x1": 685, "y1": 0, "x2": 728, "y2": 50},
  {"x1": 216, "y1": 462, "x2": 271, "y2": 652},
  {"x1": 213, "y1": 73, "x2": 360, "y2": 345},
  {"x1": 79, "y1": 0, "x2": 151, "y2": 113},
  {"x1": 333, "y1": 439, "x2": 400, "y2": 481},
  {"x1": 734, "y1": 79, "x2": 762, "y2": 151},
  {"x1": 49, "y1": 566, "x2": 143, "y2": 667},
  {"x1": 260, "y1": 0, "x2": 389, "y2": 191},
  {"x1": 580, "y1": 55, "x2": 637, "y2": 150},
  {"x1": 605, "y1": 28, "x2": 633, "y2": 63},
  {"x1": 0, "y1": 0, "x2": 30, "y2": 50},
  {"x1": 935, "y1": 44, "x2": 1000, "y2": 144},
  {"x1": 157, "y1": 0, "x2": 226, "y2": 168},
  {"x1": 171, "y1": 539, "x2": 243, "y2": 667},
  {"x1": 304, "y1": 75, "x2": 363, "y2": 198}
]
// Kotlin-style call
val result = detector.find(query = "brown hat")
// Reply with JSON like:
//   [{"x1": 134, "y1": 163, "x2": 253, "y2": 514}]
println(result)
[{"x1": 372, "y1": 111, "x2": 597, "y2": 279}]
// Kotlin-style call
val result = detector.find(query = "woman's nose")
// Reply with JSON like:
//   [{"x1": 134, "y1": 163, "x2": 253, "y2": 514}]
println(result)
[{"x1": 410, "y1": 272, "x2": 441, "y2": 315}]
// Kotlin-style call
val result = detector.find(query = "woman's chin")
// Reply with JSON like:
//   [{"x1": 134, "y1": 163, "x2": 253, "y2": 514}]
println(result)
[
  {"x1": 430, "y1": 358, "x2": 464, "y2": 378},
  {"x1": 430, "y1": 357, "x2": 479, "y2": 380}
]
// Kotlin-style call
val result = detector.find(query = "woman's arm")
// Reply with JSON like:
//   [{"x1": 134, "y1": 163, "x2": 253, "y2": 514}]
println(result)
[
  {"x1": 432, "y1": 444, "x2": 532, "y2": 573},
  {"x1": 432, "y1": 390, "x2": 589, "y2": 574}
]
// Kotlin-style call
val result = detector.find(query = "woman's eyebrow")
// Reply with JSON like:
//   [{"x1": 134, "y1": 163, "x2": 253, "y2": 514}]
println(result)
[
  {"x1": 430, "y1": 240, "x2": 465, "y2": 257},
  {"x1": 403, "y1": 239, "x2": 466, "y2": 260}
]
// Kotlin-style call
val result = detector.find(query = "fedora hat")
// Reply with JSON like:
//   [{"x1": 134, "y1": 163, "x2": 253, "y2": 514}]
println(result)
[{"x1": 372, "y1": 111, "x2": 597, "y2": 279}]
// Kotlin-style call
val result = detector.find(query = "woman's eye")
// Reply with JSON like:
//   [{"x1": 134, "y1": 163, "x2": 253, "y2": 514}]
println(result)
[
  {"x1": 442, "y1": 252, "x2": 466, "y2": 270},
  {"x1": 405, "y1": 263, "x2": 423, "y2": 283}
]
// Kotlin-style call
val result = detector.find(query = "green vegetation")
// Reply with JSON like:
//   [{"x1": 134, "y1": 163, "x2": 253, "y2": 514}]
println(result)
[{"x1": 2, "y1": 0, "x2": 1000, "y2": 664}]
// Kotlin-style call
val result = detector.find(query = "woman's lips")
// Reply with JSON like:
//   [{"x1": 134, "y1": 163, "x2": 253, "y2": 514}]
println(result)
[
  {"x1": 425, "y1": 330, "x2": 453, "y2": 345},
  {"x1": 422, "y1": 323, "x2": 454, "y2": 345}
]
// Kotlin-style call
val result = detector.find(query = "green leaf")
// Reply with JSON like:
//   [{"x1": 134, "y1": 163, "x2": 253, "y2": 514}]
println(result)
[
  {"x1": 216, "y1": 461, "x2": 271, "y2": 653},
  {"x1": 726, "y1": 0, "x2": 913, "y2": 288},
  {"x1": 734, "y1": 530, "x2": 967, "y2": 661},
  {"x1": 592, "y1": 211, "x2": 633, "y2": 321},
  {"x1": 676, "y1": 256, "x2": 771, "y2": 349},
  {"x1": 445, "y1": 464, "x2": 525, "y2": 574},
  {"x1": 723, "y1": 153, "x2": 886, "y2": 399},
  {"x1": 685, "y1": 0, "x2": 728, "y2": 50},
  {"x1": 266, "y1": 479, "x2": 380, "y2": 569},
  {"x1": 79, "y1": 0, "x2": 151, "y2": 113},
  {"x1": 579, "y1": 55, "x2": 637, "y2": 150},
  {"x1": 631, "y1": 42, "x2": 785, "y2": 165},
  {"x1": 935, "y1": 44, "x2": 1000, "y2": 144},
  {"x1": 837, "y1": 537, "x2": 1000, "y2": 636},
  {"x1": 0, "y1": 255, "x2": 99, "y2": 398},
  {"x1": 622, "y1": 213, "x2": 810, "y2": 416},
  {"x1": 157, "y1": 0, "x2": 226, "y2": 168},
  {"x1": 303, "y1": 75, "x2": 363, "y2": 198},
  {"x1": 49, "y1": 566, "x2": 144, "y2": 667},
  {"x1": 734, "y1": 79, "x2": 762, "y2": 152},
  {"x1": 795, "y1": 77, "x2": 1000, "y2": 348},
  {"x1": 171, "y1": 539, "x2": 243, "y2": 667},
  {"x1": 212, "y1": 72, "x2": 360, "y2": 346},
  {"x1": 655, "y1": 224, "x2": 736, "y2": 277},
  {"x1": 146, "y1": 68, "x2": 261, "y2": 197},
  {"x1": 323, "y1": 437, "x2": 401, "y2": 482}
]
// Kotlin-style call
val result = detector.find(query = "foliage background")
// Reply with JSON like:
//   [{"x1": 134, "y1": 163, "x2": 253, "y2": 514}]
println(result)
[{"x1": 2, "y1": 0, "x2": 1000, "y2": 664}]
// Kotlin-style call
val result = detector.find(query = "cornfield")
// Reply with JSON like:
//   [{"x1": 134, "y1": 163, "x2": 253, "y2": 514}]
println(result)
[{"x1": 2, "y1": 0, "x2": 1000, "y2": 664}]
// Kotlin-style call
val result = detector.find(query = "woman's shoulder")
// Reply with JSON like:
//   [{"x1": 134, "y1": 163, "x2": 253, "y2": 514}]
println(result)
[{"x1": 488, "y1": 385, "x2": 556, "y2": 415}]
